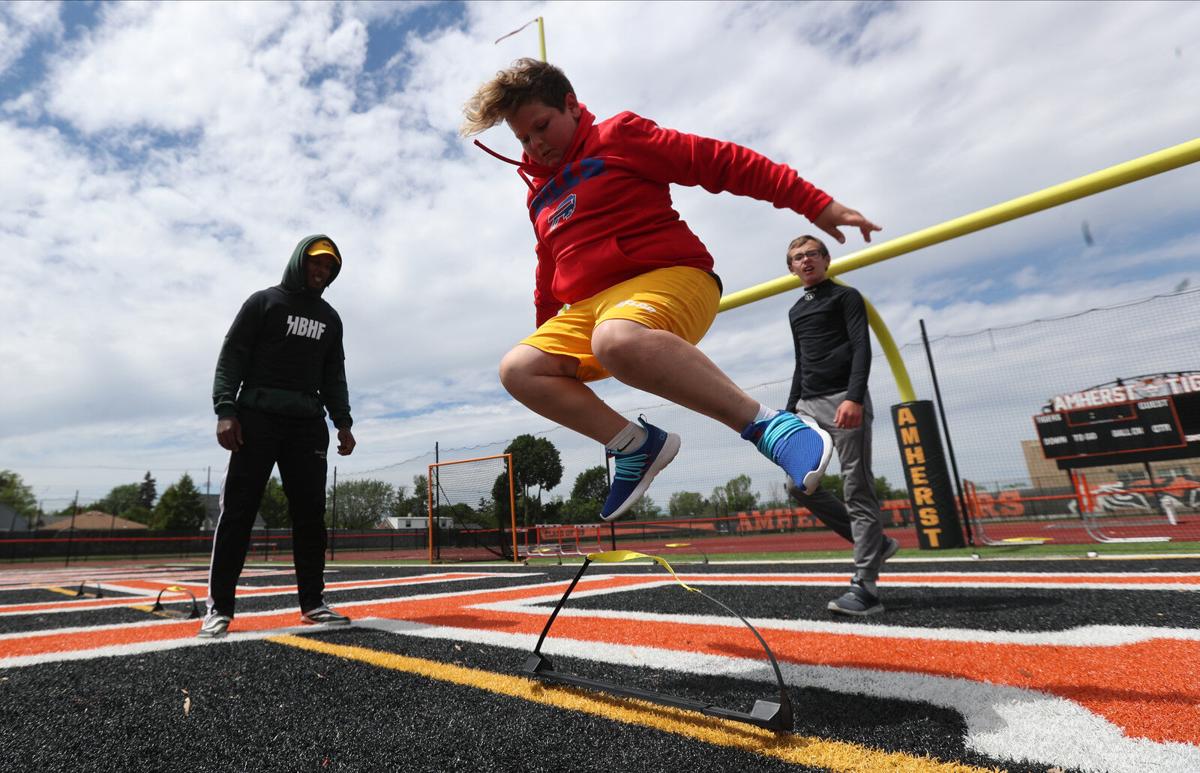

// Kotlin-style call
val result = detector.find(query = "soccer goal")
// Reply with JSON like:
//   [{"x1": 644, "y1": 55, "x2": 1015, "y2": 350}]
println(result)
[{"x1": 427, "y1": 453, "x2": 519, "y2": 563}]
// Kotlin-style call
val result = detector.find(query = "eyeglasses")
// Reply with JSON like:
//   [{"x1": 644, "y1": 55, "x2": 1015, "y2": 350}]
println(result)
[{"x1": 790, "y1": 249, "x2": 825, "y2": 261}]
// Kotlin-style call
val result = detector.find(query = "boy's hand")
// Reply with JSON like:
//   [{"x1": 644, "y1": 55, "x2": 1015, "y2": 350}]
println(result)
[
  {"x1": 834, "y1": 399, "x2": 863, "y2": 429},
  {"x1": 814, "y1": 200, "x2": 881, "y2": 244}
]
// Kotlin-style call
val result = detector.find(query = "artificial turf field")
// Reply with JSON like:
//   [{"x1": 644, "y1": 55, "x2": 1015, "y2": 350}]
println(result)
[{"x1": 1, "y1": 556, "x2": 1197, "y2": 772}]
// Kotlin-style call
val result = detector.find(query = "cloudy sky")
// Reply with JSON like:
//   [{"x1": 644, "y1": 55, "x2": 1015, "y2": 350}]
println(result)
[{"x1": 1, "y1": 1, "x2": 1197, "y2": 511}]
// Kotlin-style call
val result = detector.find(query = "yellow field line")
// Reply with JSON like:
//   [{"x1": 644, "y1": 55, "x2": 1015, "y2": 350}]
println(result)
[
  {"x1": 44, "y1": 586, "x2": 81, "y2": 597},
  {"x1": 269, "y1": 634, "x2": 997, "y2": 773}
]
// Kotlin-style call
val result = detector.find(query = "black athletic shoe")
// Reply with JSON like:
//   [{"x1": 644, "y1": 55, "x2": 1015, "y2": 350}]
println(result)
[
  {"x1": 301, "y1": 605, "x2": 351, "y2": 626},
  {"x1": 827, "y1": 580, "x2": 883, "y2": 616}
]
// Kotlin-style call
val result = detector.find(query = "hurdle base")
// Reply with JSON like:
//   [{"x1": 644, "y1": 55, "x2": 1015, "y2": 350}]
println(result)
[
  {"x1": 523, "y1": 652, "x2": 793, "y2": 731},
  {"x1": 150, "y1": 587, "x2": 201, "y2": 619}
]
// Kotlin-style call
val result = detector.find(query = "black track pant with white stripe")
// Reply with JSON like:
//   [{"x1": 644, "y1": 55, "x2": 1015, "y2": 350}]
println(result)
[{"x1": 207, "y1": 408, "x2": 330, "y2": 617}]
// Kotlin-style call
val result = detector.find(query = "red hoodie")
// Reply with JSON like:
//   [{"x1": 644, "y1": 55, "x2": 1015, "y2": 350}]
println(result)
[{"x1": 480, "y1": 106, "x2": 832, "y2": 327}]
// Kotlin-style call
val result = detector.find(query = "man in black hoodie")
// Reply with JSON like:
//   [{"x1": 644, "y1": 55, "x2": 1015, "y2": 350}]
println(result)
[{"x1": 199, "y1": 235, "x2": 356, "y2": 639}]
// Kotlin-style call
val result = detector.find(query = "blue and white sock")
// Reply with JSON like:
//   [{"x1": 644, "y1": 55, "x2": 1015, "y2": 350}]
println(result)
[
  {"x1": 606, "y1": 422, "x2": 648, "y2": 454},
  {"x1": 753, "y1": 404, "x2": 779, "y2": 424}
]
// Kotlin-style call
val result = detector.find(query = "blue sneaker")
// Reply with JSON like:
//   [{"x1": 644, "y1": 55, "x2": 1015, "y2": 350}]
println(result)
[
  {"x1": 741, "y1": 412, "x2": 833, "y2": 495},
  {"x1": 600, "y1": 417, "x2": 680, "y2": 522}
]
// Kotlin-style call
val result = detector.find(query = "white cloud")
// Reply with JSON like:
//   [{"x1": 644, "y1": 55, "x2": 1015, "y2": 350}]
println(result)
[
  {"x1": 2, "y1": 1, "x2": 1199, "y2": 509},
  {"x1": 0, "y1": 1, "x2": 62, "y2": 77}
]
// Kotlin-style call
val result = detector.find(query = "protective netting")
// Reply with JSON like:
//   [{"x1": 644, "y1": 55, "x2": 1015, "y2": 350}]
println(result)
[
  {"x1": 428, "y1": 454, "x2": 517, "y2": 562},
  {"x1": 339, "y1": 287, "x2": 1199, "y2": 555},
  {"x1": 902, "y1": 287, "x2": 1200, "y2": 545}
]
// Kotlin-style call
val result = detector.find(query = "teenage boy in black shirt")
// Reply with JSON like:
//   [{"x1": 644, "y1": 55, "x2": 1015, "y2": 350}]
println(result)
[
  {"x1": 785, "y1": 235, "x2": 898, "y2": 616},
  {"x1": 199, "y1": 235, "x2": 357, "y2": 638}
]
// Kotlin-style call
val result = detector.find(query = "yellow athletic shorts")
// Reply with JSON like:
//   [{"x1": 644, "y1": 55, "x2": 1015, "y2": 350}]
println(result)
[{"x1": 520, "y1": 265, "x2": 721, "y2": 382}]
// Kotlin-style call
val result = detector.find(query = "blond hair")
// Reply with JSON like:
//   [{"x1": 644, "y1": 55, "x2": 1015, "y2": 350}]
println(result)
[{"x1": 460, "y1": 58, "x2": 575, "y2": 137}]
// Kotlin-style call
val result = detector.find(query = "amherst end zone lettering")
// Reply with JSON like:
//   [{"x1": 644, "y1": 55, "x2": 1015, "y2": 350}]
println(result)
[
  {"x1": 892, "y1": 401, "x2": 966, "y2": 550},
  {"x1": 897, "y1": 406, "x2": 941, "y2": 548}
]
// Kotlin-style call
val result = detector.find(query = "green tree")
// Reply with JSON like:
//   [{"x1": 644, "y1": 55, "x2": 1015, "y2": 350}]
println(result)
[
  {"x1": 327, "y1": 479, "x2": 394, "y2": 530},
  {"x1": 630, "y1": 495, "x2": 662, "y2": 520},
  {"x1": 563, "y1": 466, "x2": 608, "y2": 523},
  {"x1": 122, "y1": 505, "x2": 153, "y2": 526},
  {"x1": 820, "y1": 473, "x2": 845, "y2": 498},
  {"x1": 89, "y1": 483, "x2": 140, "y2": 516},
  {"x1": 0, "y1": 470, "x2": 38, "y2": 520},
  {"x1": 395, "y1": 475, "x2": 428, "y2": 519},
  {"x1": 504, "y1": 435, "x2": 563, "y2": 526},
  {"x1": 443, "y1": 502, "x2": 476, "y2": 525},
  {"x1": 153, "y1": 474, "x2": 206, "y2": 530},
  {"x1": 491, "y1": 472, "x2": 520, "y2": 526},
  {"x1": 391, "y1": 472, "x2": 429, "y2": 523},
  {"x1": 874, "y1": 476, "x2": 907, "y2": 501},
  {"x1": 413, "y1": 475, "x2": 428, "y2": 508},
  {"x1": 138, "y1": 471, "x2": 157, "y2": 509},
  {"x1": 541, "y1": 496, "x2": 565, "y2": 523},
  {"x1": 709, "y1": 484, "x2": 729, "y2": 517},
  {"x1": 669, "y1": 491, "x2": 707, "y2": 517},
  {"x1": 259, "y1": 477, "x2": 289, "y2": 528},
  {"x1": 721, "y1": 474, "x2": 758, "y2": 513}
]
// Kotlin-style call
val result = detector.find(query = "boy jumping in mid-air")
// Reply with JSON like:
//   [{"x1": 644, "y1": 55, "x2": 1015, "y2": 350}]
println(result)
[{"x1": 461, "y1": 58, "x2": 881, "y2": 521}]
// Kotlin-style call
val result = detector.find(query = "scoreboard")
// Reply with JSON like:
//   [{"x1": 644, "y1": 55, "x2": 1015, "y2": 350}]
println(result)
[{"x1": 1034, "y1": 396, "x2": 1186, "y2": 461}]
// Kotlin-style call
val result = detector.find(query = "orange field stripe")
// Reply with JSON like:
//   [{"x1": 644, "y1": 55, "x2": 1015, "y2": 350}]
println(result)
[
  {"x1": 377, "y1": 578, "x2": 1200, "y2": 745},
  {"x1": 2, "y1": 619, "x2": 200, "y2": 657}
]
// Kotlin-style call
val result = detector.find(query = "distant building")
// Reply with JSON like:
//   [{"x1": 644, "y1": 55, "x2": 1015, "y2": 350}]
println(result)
[
  {"x1": 1, "y1": 503, "x2": 31, "y2": 531},
  {"x1": 42, "y1": 511, "x2": 149, "y2": 531},
  {"x1": 1021, "y1": 440, "x2": 1200, "y2": 489},
  {"x1": 384, "y1": 516, "x2": 451, "y2": 530}
]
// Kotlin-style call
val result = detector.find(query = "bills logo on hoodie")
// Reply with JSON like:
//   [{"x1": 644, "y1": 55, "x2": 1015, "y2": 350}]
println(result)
[
  {"x1": 286, "y1": 315, "x2": 327, "y2": 340},
  {"x1": 548, "y1": 194, "x2": 577, "y2": 230},
  {"x1": 529, "y1": 158, "x2": 605, "y2": 218}
]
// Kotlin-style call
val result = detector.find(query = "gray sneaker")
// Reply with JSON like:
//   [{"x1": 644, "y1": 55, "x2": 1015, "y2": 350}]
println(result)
[
  {"x1": 197, "y1": 613, "x2": 232, "y2": 639},
  {"x1": 881, "y1": 536, "x2": 900, "y2": 564},
  {"x1": 828, "y1": 580, "x2": 883, "y2": 617},
  {"x1": 301, "y1": 605, "x2": 351, "y2": 626}
]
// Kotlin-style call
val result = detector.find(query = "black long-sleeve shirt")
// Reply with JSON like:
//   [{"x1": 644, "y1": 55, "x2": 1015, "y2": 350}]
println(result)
[{"x1": 785, "y1": 279, "x2": 871, "y2": 412}]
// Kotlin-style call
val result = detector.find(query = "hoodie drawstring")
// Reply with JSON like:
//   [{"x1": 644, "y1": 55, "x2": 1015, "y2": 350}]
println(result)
[{"x1": 473, "y1": 140, "x2": 537, "y2": 191}]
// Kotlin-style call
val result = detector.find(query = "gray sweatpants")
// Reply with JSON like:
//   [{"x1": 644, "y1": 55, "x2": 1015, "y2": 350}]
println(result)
[{"x1": 788, "y1": 390, "x2": 888, "y2": 582}]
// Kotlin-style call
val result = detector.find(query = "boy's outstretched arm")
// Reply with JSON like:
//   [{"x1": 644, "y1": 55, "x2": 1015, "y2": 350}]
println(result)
[{"x1": 813, "y1": 200, "x2": 881, "y2": 244}]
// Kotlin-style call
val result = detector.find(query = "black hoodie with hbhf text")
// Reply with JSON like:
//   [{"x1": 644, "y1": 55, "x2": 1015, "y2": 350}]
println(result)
[{"x1": 211, "y1": 234, "x2": 352, "y2": 429}]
